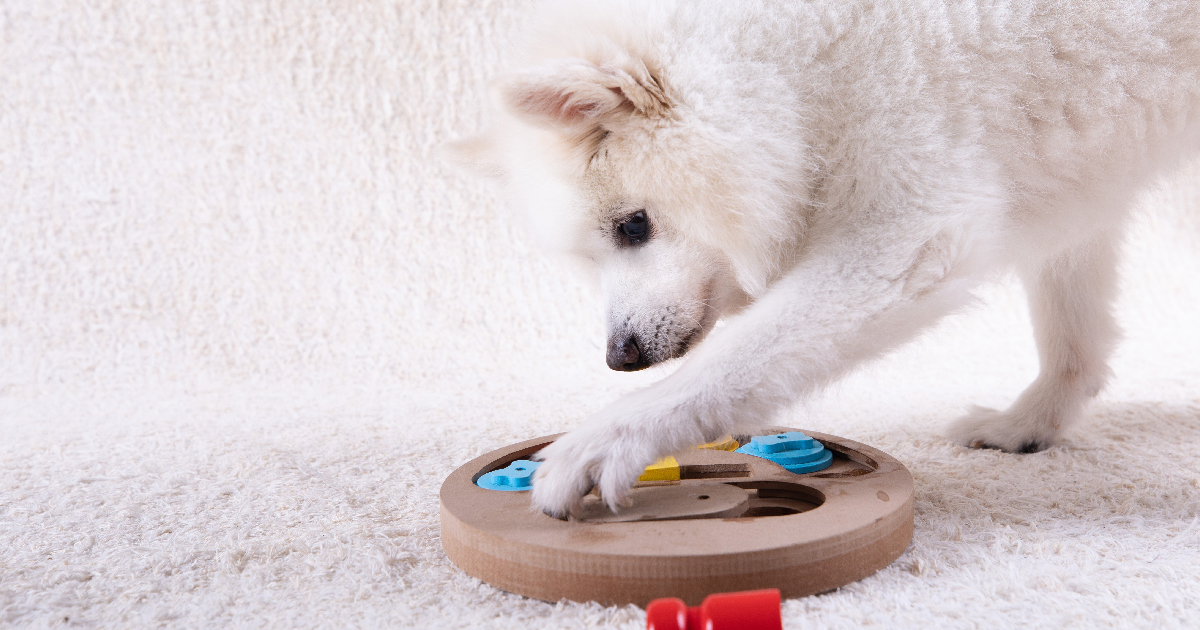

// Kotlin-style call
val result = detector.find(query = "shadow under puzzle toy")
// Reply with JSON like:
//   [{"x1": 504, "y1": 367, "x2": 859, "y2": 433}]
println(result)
[{"x1": 440, "y1": 427, "x2": 913, "y2": 606}]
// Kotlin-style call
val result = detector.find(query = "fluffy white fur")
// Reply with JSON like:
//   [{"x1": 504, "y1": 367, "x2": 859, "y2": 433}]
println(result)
[{"x1": 455, "y1": 0, "x2": 1200, "y2": 518}]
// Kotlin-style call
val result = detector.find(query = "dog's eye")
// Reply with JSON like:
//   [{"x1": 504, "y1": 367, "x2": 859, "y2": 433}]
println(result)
[{"x1": 617, "y1": 211, "x2": 650, "y2": 246}]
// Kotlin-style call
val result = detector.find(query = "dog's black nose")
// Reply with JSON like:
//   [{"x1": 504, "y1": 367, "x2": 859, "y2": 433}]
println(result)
[{"x1": 606, "y1": 335, "x2": 646, "y2": 371}]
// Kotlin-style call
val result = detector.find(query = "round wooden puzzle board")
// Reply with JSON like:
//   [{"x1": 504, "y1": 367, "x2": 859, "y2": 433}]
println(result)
[{"x1": 440, "y1": 427, "x2": 914, "y2": 606}]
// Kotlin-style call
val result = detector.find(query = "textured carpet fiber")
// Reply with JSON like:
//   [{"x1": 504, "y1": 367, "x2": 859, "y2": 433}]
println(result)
[{"x1": 3, "y1": 1, "x2": 1200, "y2": 628}]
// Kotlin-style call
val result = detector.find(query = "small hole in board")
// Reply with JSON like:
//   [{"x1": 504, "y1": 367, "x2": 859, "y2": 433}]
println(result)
[{"x1": 696, "y1": 495, "x2": 710, "y2": 500}]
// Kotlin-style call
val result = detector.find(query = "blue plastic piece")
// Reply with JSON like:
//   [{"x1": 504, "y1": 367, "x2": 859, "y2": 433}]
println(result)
[
  {"x1": 476, "y1": 459, "x2": 542, "y2": 491},
  {"x1": 735, "y1": 432, "x2": 833, "y2": 474}
]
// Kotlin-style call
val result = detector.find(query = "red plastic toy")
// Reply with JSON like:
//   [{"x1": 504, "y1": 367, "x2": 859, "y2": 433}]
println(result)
[{"x1": 645, "y1": 589, "x2": 783, "y2": 630}]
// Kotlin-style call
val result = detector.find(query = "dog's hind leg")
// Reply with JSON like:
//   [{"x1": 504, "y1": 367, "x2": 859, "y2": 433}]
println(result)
[{"x1": 949, "y1": 230, "x2": 1121, "y2": 452}]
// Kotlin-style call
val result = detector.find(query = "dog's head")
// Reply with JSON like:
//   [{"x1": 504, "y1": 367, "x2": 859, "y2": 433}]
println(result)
[{"x1": 449, "y1": 11, "x2": 811, "y2": 370}]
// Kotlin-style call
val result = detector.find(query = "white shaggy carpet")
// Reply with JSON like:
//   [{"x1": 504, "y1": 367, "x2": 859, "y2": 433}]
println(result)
[{"x1": 3, "y1": 1, "x2": 1200, "y2": 628}]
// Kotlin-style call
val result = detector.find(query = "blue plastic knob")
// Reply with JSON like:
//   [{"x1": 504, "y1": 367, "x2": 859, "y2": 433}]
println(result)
[
  {"x1": 476, "y1": 459, "x2": 542, "y2": 491},
  {"x1": 735, "y1": 432, "x2": 833, "y2": 474}
]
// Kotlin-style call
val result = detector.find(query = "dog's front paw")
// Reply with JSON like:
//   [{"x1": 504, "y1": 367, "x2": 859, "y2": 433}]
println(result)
[
  {"x1": 947, "y1": 405, "x2": 1060, "y2": 453},
  {"x1": 530, "y1": 421, "x2": 659, "y2": 519},
  {"x1": 528, "y1": 436, "x2": 597, "y2": 520}
]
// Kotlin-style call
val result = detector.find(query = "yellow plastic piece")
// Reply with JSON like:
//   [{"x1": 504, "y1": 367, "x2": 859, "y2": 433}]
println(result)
[
  {"x1": 637, "y1": 437, "x2": 740, "y2": 481},
  {"x1": 697, "y1": 435, "x2": 740, "y2": 451},
  {"x1": 637, "y1": 456, "x2": 680, "y2": 482}
]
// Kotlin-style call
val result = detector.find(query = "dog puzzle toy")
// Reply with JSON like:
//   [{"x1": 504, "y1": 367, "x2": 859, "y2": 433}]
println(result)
[
  {"x1": 645, "y1": 589, "x2": 782, "y2": 630},
  {"x1": 440, "y1": 427, "x2": 914, "y2": 606}
]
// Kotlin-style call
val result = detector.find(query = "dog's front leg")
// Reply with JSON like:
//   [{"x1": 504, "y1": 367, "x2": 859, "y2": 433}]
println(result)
[{"x1": 532, "y1": 233, "x2": 977, "y2": 518}]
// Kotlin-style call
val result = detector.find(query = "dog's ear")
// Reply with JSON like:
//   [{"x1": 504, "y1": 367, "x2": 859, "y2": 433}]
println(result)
[{"x1": 499, "y1": 57, "x2": 671, "y2": 129}]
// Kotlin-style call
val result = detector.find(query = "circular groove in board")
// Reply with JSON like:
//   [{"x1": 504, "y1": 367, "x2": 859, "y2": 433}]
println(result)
[
  {"x1": 579, "y1": 482, "x2": 751, "y2": 523},
  {"x1": 439, "y1": 427, "x2": 914, "y2": 606}
]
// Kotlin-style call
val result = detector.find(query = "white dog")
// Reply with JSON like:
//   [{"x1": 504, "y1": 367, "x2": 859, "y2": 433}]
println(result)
[{"x1": 452, "y1": 0, "x2": 1200, "y2": 518}]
